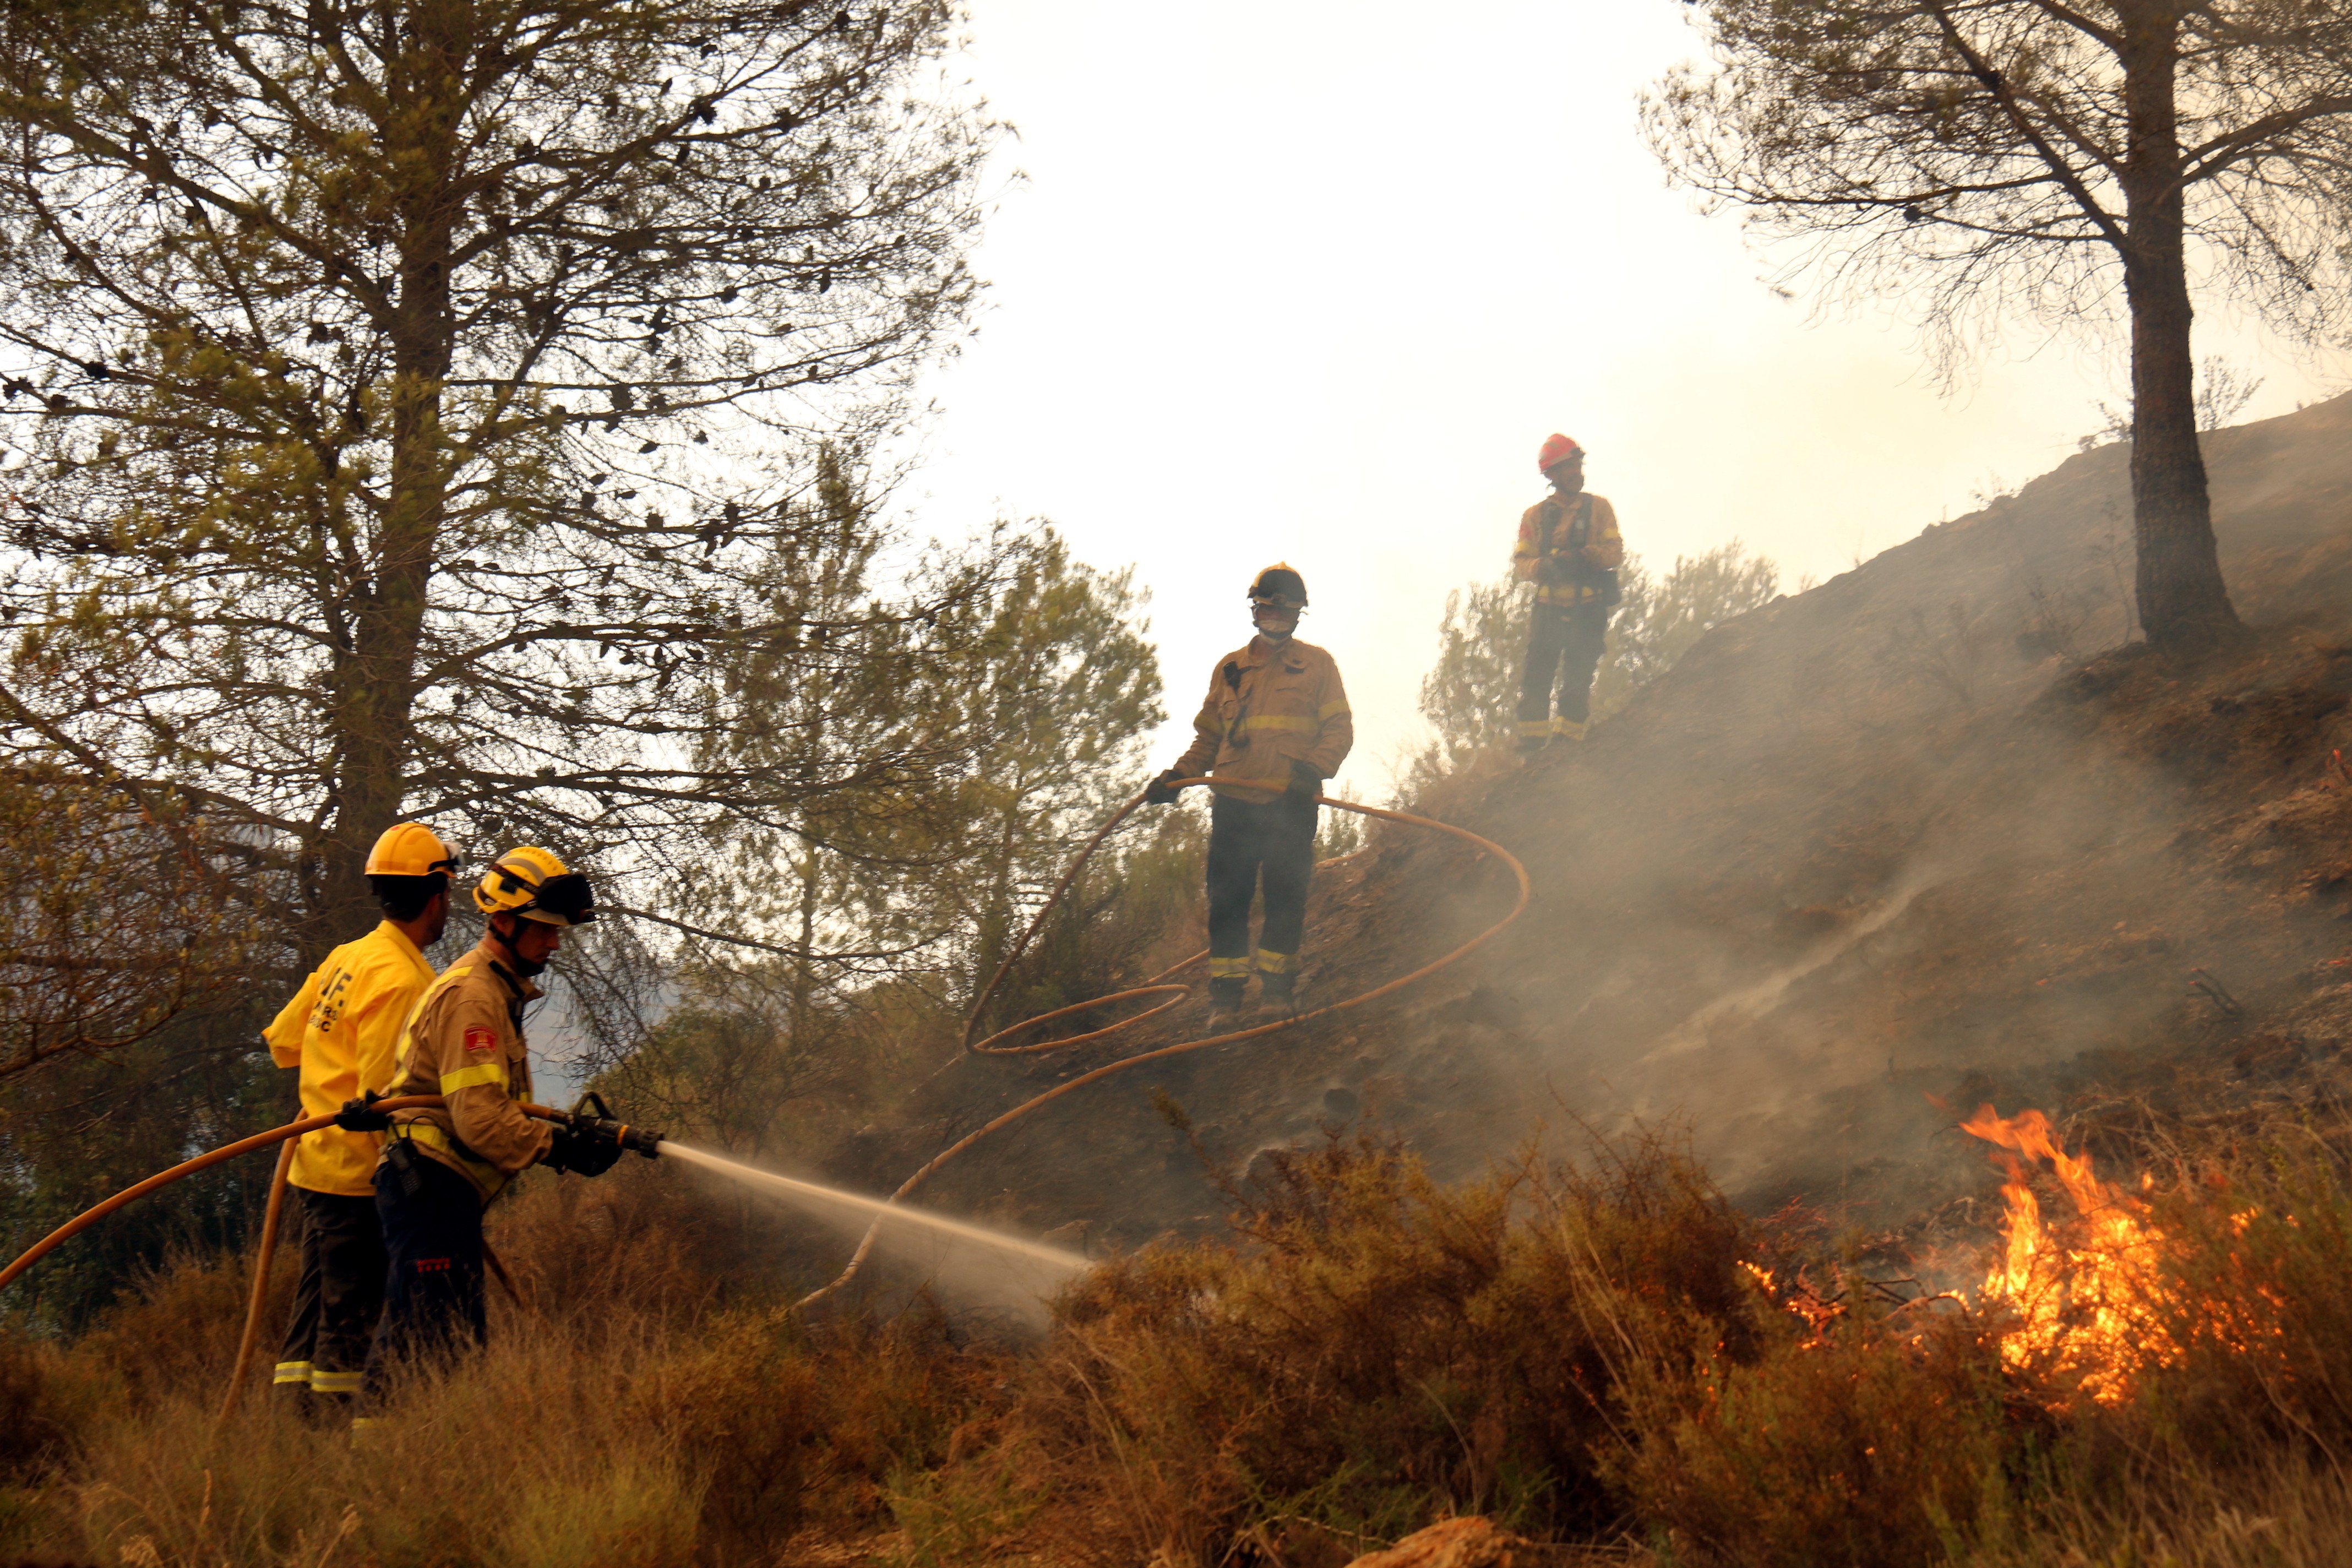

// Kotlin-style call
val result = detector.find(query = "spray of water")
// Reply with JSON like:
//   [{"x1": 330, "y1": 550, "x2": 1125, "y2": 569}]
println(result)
[{"x1": 657, "y1": 1141, "x2": 1090, "y2": 1280}]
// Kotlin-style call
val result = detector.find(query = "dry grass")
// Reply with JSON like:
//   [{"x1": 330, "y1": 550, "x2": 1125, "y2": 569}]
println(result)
[
  {"x1": 19, "y1": 1114, "x2": 2352, "y2": 1567},
  {"x1": 0, "y1": 1161, "x2": 1014, "y2": 1568}
]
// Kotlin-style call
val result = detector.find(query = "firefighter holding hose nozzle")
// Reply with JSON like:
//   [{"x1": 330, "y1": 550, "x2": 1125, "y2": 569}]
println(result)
[
  {"x1": 1147, "y1": 564, "x2": 1353, "y2": 1024},
  {"x1": 355, "y1": 847, "x2": 618, "y2": 1412}
]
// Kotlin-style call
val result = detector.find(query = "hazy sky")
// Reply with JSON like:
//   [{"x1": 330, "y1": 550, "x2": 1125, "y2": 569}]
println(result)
[{"x1": 897, "y1": 1, "x2": 2350, "y2": 796}]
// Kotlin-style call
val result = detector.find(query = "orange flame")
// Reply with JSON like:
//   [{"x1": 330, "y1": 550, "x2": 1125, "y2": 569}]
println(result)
[{"x1": 1958, "y1": 1103, "x2": 2166, "y2": 1402}]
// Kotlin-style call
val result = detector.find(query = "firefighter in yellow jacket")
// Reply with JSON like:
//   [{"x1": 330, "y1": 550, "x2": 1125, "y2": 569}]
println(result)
[
  {"x1": 1513, "y1": 433, "x2": 1625, "y2": 750},
  {"x1": 1147, "y1": 564, "x2": 1353, "y2": 1020},
  {"x1": 261, "y1": 823, "x2": 452, "y2": 1412},
  {"x1": 362, "y1": 847, "x2": 618, "y2": 1393}
]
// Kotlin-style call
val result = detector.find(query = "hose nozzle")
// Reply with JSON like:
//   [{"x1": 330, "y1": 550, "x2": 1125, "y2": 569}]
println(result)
[{"x1": 564, "y1": 1092, "x2": 666, "y2": 1158}]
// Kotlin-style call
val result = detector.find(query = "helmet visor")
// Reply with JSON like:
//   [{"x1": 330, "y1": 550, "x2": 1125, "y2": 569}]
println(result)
[{"x1": 524, "y1": 871, "x2": 598, "y2": 925}]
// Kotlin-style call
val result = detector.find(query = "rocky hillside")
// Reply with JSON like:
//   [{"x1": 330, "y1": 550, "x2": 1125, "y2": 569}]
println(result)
[{"x1": 829, "y1": 393, "x2": 2352, "y2": 1268}]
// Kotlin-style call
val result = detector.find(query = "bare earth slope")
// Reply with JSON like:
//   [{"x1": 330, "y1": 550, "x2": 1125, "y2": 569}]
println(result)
[{"x1": 830, "y1": 394, "x2": 2352, "y2": 1259}]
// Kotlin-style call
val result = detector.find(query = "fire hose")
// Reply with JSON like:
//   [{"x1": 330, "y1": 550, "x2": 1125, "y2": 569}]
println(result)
[
  {"x1": 794, "y1": 776, "x2": 1529, "y2": 1307},
  {"x1": 0, "y1": 1094, "x2": 662, "y2": 1423}
]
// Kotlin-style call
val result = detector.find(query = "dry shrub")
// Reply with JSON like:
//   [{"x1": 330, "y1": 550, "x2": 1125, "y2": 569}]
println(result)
[
  {"x1": 2120, "y1": 1133, "x2": 2352, "y2": 1460},
  {"x1": 1022, "y1": 1134, "x2": 1757, "y2": 1566},
  {"x1": 0, "y1": 1331, "x2": 74, "y2": 1480},
  {"x1": 1615, "y1": 1308, "x2": 2025, "y2": 1568},
  {"x1": 484, "y1": 1157, "x2": 730, "y2": 1334},
  {"x1": 67, "y1": 1239, "x2": 293, "y2": 1411},
  {"x1": 635, "y1": 1300, "x2": 1015, "y2": 1554}
]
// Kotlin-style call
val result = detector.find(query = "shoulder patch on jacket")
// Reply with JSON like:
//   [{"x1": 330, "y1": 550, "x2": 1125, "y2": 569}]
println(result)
[{"x1": 463, "y1": 1026, "x2": 498, "y2": 1057}]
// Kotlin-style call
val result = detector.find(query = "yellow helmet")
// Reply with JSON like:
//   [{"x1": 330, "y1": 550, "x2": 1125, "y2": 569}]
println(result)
[
  {"x1": 473, "y1": 846, "x2": 598, "y2": 926},
  {"x1": 1249, "y1": 563, "x2": 1308, "y2": 610},
  {"x1": 364, "y1": 823, "x2": 457, "y2": 879}
]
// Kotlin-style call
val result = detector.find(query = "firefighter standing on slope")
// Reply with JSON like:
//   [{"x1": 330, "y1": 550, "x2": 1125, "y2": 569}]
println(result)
[
  {"x1": 359, "y1": 847, "x2": 619, "y2": 1407},
  {"x1": 1146, "y1": 564, "x2": 1352, "y2": 1022},
  {"x1": 261, "y1": 822, "x2": 453, "y2": 1416},
  {"x1": 1513, "y1": 433, "x2": 1624, "y2": 752}
]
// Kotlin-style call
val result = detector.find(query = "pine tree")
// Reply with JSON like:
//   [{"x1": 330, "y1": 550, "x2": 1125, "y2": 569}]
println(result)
[{"x1": 1647, "y1": 1, "x2": 2352, "y2": 654}]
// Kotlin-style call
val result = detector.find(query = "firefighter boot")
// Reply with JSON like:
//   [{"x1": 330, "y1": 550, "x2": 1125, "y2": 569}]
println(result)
[
  {"x1": 1257, "y1": 970, "x2": 1299, "y2": 1020},
  {"x1": 1207, "y1": 976, "x2": 1247, "y2": 1028}
]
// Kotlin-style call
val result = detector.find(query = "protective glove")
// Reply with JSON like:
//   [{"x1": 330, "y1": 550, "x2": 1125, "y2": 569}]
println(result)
[
  {"x1": 542, "y1": 1123, "x2": 623, "y2": 1178},
  {"x1": 1142, "y1": 767, "x2": 1184, "y2": 806},
  {"x1": 1535, "y1": 553, "x2": 1574, "y2": 587},
  {"x1": 1286, "y1": 759, "x2": 1323, "y2": 801},
  {"x1": 334, "y1": 1092, "x2": 391, "y2": 1133}
]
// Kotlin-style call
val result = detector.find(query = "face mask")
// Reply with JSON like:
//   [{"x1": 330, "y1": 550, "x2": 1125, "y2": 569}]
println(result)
[{"x1": 1253, "y1": 604, "x2": 1299, "y2": 641}]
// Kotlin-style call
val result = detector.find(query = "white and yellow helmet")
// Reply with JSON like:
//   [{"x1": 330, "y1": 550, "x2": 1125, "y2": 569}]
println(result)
[{"x1": 473, "y1": 846, "x2": 598, "y2": 926}]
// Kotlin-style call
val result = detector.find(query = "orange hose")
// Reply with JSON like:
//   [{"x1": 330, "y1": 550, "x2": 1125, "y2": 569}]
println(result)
[
  {"x1": 797, "y1": 780, "x2": 1527, "y2": 1308},
  {"x1": 216, "y1": 1137, "x2": 297, "y2": 1428},
  {"x1": 0, "y1": 1098, "x2": 572, "y2": 1298}
]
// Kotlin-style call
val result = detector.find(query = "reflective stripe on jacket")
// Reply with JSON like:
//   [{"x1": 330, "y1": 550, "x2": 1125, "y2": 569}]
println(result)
[
  {"x1": 1172, "y1": 635, "x2": 1353, "y2": 802},
  {"x1": 380, "y1": 936, "x2": 552, "y2": 1205},
  {"x1": 264, "y1": 922, "x2": 435, "y2": 1197},
  {"x1": 1512, "y1": 491, "x2": 1624, "y2": 607}
]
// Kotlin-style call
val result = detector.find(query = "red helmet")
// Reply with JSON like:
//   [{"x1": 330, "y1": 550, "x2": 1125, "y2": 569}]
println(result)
[{"x1": 1537, "y1": 433, "x2": 1585, "y2": 472}]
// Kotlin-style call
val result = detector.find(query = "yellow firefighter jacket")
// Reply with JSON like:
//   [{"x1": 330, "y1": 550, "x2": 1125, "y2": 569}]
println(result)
[
  {"x1": 1173, "y1": 635, "x2": 1353, "y2": 803},
  {"x1": 1512, "y1": 491, "x2": 1625, "y2": 607},
  {"x1": 264, "y1": 922, "x2": 436, "y2": 1197},
  {"x1": 379, "y1": 935, "x2": 553, "y2": 1205}
]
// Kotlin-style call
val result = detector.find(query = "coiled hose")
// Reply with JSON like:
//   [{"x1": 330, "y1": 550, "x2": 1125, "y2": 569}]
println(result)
[{"x1": 794, "y1": 777, "x2": 1528, "y2": 1307}]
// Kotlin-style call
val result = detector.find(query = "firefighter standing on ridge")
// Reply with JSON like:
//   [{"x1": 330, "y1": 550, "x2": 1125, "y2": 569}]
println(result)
[
  {"x1": 1147, "y1": 564, "x2": 1352, "y2": 1022},
  {"x1": 358, "y1": 847, "x2": 619, "y2": 1407},
  {"x1": 261, "y1": 823, "x2": 451, "y2": 1416},
  {"x1": 1513, "y1": 433, "x2": 1624, "y2": 752}
]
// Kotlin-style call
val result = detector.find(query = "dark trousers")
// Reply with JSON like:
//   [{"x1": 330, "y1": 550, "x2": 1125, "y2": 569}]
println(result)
[
  {"x1": 366, "y1": 1155, "x2": 487, "y2": 1398},
  {"x1": 1517, "y1": 601, "x2": 1610, "y2": 736},
  {"x1": 276, "y1": 1188, "x2": 386, "y2": 1401},
  {"x1": 1207, "y1": 791, "x2": 1318, "y2": 982}
]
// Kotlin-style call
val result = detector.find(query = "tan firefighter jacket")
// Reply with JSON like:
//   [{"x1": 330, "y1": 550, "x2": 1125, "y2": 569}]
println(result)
[
  {"x1": 1512, "y1": 491, "x2": 1625, "y2": 607},
  {"x1": 379, "y1": 935, "x2": 553, "y2": 1204},
  {"x1": 264, "y1": 922, "x2": 435, "y2": 1197},
  {"x1": 1173, "y1": 635, "x2": 1353, "y2": 803}
]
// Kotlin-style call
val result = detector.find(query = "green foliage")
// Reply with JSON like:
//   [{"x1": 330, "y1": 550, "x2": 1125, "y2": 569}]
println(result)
[
  {"x1": 609, "y1": 525, "x2": 1170, "y2": 1154},
  {"x1": 1589, "y1": 543, "x2": 1784, "y2": 717}
]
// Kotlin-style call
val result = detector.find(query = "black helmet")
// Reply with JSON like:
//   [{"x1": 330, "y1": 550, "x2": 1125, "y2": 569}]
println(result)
[{"x1": 1248, "y1": 563, "x2": 1308, "y2": 609}]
